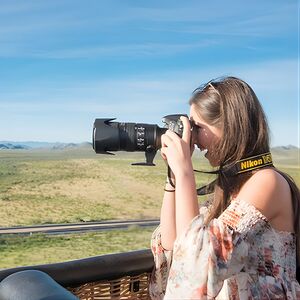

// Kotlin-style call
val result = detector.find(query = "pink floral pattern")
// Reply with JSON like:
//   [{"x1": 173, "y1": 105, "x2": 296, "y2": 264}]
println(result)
[{"x1": 149, "y1": 199, "x2": 300, "y2": 299}]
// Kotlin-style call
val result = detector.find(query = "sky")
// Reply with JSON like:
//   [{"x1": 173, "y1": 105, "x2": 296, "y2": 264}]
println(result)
[{"x1": 0, "y1": 0, "x2": 299, "y2": 147}]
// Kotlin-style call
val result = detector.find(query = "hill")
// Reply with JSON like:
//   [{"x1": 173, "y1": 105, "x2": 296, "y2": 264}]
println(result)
[
  {"x1": 0, "y1": 141, "x2": 92, "y2": 150},
  {"x1": 0, "y1": 143, "x2": 30, "y2": 150}
]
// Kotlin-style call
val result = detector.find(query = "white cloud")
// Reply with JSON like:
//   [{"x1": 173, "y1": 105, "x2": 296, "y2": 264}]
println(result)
[
  {"x1": 0, "y1": 1, "x2": 296, "y2": 58},
  {"x1": 29, "y1": 40, "x2": 218, "y2": 59},
  {"x1": 0, "y1": 44, "x2": 298, "y2": 145}
]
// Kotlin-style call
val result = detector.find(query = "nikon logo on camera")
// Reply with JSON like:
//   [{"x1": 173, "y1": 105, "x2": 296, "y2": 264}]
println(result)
[{"x1": 237, "y1": 153, "x2": 273, "y2": 173}]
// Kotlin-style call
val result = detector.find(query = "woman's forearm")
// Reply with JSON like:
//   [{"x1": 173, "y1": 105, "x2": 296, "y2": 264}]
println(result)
[
  {"x1": 175, "y1": 170, "x2": 199, "y2": 238},
  {"x1": 160, "y1": 182, "x2": 177, "y2": 250}
]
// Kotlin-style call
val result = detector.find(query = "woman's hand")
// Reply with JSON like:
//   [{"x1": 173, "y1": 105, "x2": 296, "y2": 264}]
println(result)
[{"x1": 160, "y1": 116, "x2": 194, "y2": 178}]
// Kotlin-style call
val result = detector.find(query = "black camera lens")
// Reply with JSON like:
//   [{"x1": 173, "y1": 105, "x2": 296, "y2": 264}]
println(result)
[{"x1": 93, "y1": 118, "x2": 166, "y2": 153}]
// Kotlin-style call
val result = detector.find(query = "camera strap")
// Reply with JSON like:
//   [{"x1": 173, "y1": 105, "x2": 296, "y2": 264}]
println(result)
[
  {"x1": 195, "y1": 152, "x2": 274, "y2": 195},
  {"x1": 167, "y1": 166, "x2": 176, "y2": 188}
]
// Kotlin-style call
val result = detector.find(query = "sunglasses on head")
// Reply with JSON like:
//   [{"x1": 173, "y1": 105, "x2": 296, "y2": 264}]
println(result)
[{"x1": 192, "y1": 77, "x2": 225, "y2": 95}]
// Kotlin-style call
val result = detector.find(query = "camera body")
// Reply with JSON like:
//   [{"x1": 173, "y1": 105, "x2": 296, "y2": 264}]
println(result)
[
  {"x1": 92, "y1": 114, "x2": 188, "y2": 165},
  {"x1": 161, "y1": 115, "x2": 185, "y2": 138}
]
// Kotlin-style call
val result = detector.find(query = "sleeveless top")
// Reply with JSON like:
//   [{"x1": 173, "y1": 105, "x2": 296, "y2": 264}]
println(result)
[{"x1": 149, "y1": 198, "x2": 300, "y2": 299}]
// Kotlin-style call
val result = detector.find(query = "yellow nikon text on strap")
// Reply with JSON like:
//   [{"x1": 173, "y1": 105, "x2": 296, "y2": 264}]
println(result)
[
  {"x1": 196, "y1": 152, "x2": 274, "y2": 195},
  {"x1": 237, "y1": 153, "x2": 273, "y2": 174}
]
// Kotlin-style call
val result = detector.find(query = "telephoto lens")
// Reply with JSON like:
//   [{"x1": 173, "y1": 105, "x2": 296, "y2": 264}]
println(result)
[
  {"x1": 92, "y1": 114, "x2": 187, "y2": 165},
  {"x1": 92, "y1": 118, "x2": 166, "y2": 154}
]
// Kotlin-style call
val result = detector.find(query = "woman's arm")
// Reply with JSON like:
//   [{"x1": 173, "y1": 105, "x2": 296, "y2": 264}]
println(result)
[
  {"x1": 175, "y1": 168, "x2": 199, "y2": 238},
  {"x1": 160, "y1": 180, "x2": 176, "y2": 250},
  {"x1": 160, "y1": 117, "x2": 199, "y2": 242}
]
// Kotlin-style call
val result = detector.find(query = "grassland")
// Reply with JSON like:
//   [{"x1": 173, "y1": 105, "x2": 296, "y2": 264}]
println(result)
[
  {"x1": 0, "y1": 145, "x2": 299, "y2": 269},
  {"x1": 0, "y1": 147, "x2": 215, "y2": 227},
  {"x1": 0, "y1": 227, "x2": 154, "y2": 269}
]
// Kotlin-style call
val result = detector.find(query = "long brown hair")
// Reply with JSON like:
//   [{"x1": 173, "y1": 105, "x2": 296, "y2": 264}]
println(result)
[{"x1": 189, "y1": 76, "x2": 300, "y2": 265}]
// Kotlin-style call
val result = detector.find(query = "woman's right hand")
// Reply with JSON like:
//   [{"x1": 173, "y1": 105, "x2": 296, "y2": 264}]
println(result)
[{"x1": 160, "y1": 116, "x2": 194, "y2": 179}]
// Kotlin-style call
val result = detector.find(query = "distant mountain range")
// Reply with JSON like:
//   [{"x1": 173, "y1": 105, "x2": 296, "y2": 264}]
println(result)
[
  {"x1": 0, "y1": 141, "x2": 298, "y2": 152},
  {"x1": 272, "y1": 145, "x2": 299, "y2": 151},
  {"x1": 0, "y1": 141, "x2": 92, "y2": 150}
]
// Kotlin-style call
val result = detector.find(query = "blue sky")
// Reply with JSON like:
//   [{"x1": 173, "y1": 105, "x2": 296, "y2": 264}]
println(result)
[{"x1": 0, "y1": 0, "x2": 299, "y2": 147}]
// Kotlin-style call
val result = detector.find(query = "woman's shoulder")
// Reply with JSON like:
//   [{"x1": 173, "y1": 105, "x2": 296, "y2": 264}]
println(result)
[
  {"x1": 247, "y1": 167, "x2": 290, "y2": 191},
  {"x1": 236, "y1": 167, "x2": 293, "y2": 225}
]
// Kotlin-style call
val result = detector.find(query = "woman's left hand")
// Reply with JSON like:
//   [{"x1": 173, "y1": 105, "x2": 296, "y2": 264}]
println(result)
[{"x1": 160, "y1": 116, "x2": 194, "y2": 178}]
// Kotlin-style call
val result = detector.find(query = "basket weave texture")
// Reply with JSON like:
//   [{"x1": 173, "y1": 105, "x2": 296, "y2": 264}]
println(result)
[{"x1": 69, "y1": 272, "x2": 151, "y2": 300}]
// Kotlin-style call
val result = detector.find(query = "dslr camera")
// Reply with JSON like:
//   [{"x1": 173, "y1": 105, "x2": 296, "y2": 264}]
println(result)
[{"x1": 92, "y1": 114, "x2": 188, "y2": 165}]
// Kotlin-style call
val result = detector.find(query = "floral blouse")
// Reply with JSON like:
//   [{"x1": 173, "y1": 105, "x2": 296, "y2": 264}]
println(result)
[{"x1": 149, "y1": 198, "x2": 300, "y2": 299}]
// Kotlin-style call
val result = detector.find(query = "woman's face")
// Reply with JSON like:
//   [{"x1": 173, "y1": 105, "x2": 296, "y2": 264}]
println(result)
[{"x1": 189, "y1": 104, "x2": 222, "y2": 167}]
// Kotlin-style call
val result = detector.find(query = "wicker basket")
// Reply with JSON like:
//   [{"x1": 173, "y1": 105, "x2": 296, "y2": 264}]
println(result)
[
  {"x1": 69, "y1": 272, "x2": 151, "y2": 300},
  {"x1": 0, "y1": 249, "x2": 154, "y2": 300}
]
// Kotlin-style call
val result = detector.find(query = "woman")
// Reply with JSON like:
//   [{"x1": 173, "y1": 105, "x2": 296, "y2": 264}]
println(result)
[{"x1": 149, "y1": 77, "x2": 300, "y2": 299}]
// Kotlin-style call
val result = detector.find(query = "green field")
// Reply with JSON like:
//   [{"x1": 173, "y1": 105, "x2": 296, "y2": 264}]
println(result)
[
  {"x1": 0, "y1": 227, "x2": 154, "y2": 269},
  {"x1": 0, "y1": 147, "x2": 215, "y2": 227},
  {"x1": 0, "y1": 145, "x2": 299, "y2": 269}
]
